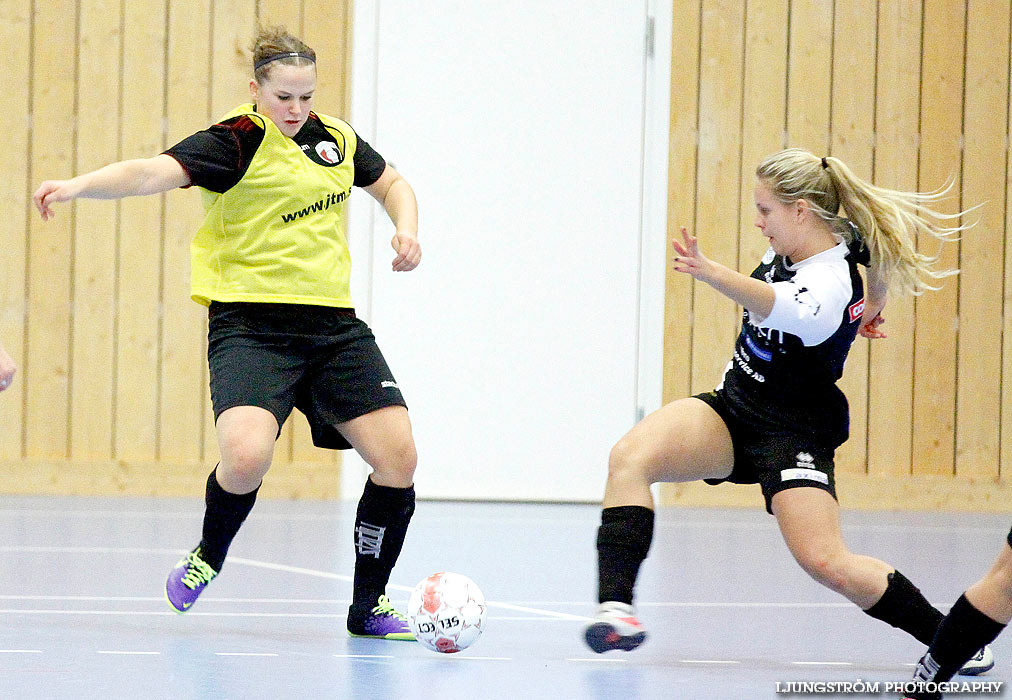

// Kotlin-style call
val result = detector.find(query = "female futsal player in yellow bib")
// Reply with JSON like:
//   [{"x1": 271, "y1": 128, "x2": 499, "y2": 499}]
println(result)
[{"x1": 34, "y1": 26, "x2": 421, "y2": 640}]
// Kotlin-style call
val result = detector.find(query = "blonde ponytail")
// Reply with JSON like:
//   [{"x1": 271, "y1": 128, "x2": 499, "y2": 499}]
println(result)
[{"x1": 756, "y1": 148, "x2": 973, "y2": 296}]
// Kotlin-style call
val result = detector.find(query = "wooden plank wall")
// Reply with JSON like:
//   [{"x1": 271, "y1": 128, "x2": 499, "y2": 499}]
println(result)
[
  {"x1": 0, "y1": 0, "x2": 352, "y2": 499},
  {"x1": 4, "y1": 1, "x2": 1011, "y2": 511},
  {"x1": 661, "y1": 0, "x2": 1012, "y2": 511}
]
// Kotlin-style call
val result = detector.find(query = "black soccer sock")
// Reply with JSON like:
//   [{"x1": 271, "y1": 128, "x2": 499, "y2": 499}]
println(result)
[
  {"x1": 863, "y1": 570, "x2": 944, "y2": 645},
  {"x1": 198, "y1": 467, "x2": 259, "y2": 572},
  {"x1": 915, "y1": 594, "x2": 1006, "y2": 684},
  {"x1": 596, "y1": 505, "x2": 654, "y2": 605},
  {"x1": 351, "y1": 477, "x2": 415, "y2": 609}
]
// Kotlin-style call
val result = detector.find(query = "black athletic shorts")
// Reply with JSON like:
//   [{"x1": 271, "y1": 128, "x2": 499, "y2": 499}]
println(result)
[
  {"x1": 693, "y1": 390, "x2": 837, "y2": 514},
  {"x1": 207, "y1": 302, "x2": 407, "y2": 450}
]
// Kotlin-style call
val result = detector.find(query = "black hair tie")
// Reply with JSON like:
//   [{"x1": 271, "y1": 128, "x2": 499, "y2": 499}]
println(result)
[{"x1": 845, "y1": 219, "x2": 870, "y2": 266}]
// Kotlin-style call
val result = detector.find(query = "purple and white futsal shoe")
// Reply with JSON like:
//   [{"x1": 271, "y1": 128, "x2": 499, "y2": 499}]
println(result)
[{"x1": 165, "y1": 547, "x2": 218, "y2": 614}]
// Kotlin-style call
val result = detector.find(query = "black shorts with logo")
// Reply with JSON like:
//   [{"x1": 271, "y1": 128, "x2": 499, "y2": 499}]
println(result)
[
  {"x1": 693, "y1": 390, "x2": 837, "y2": 514},
  {"x1": 207, "y1": 302, "x2": 407, "y2": 450}
]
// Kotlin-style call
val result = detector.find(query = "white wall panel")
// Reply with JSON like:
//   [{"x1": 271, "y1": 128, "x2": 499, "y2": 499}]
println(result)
[{"x1": 349, "y1": 0, "x2": 657, "y2": 501}]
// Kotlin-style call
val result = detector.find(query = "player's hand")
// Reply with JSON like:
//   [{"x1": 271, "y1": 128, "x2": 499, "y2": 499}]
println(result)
[
  {"x1": 33, "y1": 180, "x2": 80, "y2": 221},
  {"x1": 858, "y1": 312, "x2": 887, "y2": 339},
  {"x1": 391, "y1": 231, "x2": 421, "y2": 271},
  {"x1": 858, "y1": 294, "x2": 887, "y2": 339},
  {"x1": 671, "y1": 226, "x2": 716, "y2": 282},
  {"x1": 0, "y1": 349, "x2": 16, "y2": 392}
]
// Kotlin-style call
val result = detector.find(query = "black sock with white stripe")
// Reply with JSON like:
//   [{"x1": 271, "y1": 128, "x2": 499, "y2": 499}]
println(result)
[{"x1": 351, "y1": 477, "x2": 415, "y2": 609}]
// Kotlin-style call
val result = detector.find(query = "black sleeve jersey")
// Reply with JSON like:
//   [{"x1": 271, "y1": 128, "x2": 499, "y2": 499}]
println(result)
[
  {"x1": 164, "y1": 113, "x2": 387, "y2": 193},
  {"x1": 717, "y1": 242, "x2": 865, "y2": 448}
]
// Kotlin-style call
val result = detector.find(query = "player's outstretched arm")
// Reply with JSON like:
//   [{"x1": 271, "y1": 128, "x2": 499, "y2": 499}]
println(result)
[
  {"x1": 672, "y1": 226, "x2": 775, "y2": 320},
  {"x1": 363, "y1": 164, "x2": 420, "y2": 272},
  {"x1": 33, "y1": 154, "x2": 190, "y2": 221}
]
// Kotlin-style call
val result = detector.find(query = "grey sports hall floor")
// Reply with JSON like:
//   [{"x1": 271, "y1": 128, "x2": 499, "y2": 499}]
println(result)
[{"x1": 0, "y1": 496, "x2": 1007, "y2": 700}]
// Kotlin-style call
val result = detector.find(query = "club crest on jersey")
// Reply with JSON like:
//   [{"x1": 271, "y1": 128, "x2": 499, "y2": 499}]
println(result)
[
  {"x1": 848, "y1": 298, "x2": 865, "y2": 323},
  {"x1": 793, "y1": 285, "x2": 821, "y2": 316},
  {"x1": 315, "y1": 141, "x2": 343, "y2": 164}
]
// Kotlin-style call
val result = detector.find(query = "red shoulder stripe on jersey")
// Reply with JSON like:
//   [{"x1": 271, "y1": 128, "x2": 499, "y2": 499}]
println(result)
[
  {"x1": 848, "y1": 298, "x2": 865, "y2": 323},
  {"x1": 227, "y1": 115, "x2": 260, "y2": 133}
]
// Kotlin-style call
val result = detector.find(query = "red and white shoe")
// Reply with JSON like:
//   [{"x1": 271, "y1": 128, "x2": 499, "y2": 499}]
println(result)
[{"x1": 584, "y1": 601, "x2": 647, "y2": 653}]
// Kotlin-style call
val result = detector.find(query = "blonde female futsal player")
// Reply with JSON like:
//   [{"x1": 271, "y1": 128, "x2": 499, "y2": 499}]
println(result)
[
  {"x1": 584, "y1": 148, "x2": 990, "y2": 675},
  {"x1": 33, "y1": 26, "x2": 421, "y2": 640}
]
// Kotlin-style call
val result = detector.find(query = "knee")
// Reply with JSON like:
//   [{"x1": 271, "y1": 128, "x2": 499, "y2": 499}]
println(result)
[
  {"x1": 219, "y1": 432, "x2": 274, "y2": 486},
  {"x1": 371, "y1": 439, "x2": 417, "y2": 486},
  {"x1": 795, "y1": 547, "x2": 850, "y2": 594},
  {"x1": 986, "y1": 558, "x2": 1012, "y2": 601},
  {"x1": 393, "y1": 440, "x2": 418, "y2": 479},
  {"x1": 607, "y1": 436, "x2": 653, "y2": 484}
]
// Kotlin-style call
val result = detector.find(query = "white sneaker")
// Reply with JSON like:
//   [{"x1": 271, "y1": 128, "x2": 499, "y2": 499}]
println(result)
[
  {"x1": 957, "y1": 645, "x2": 994, "y2": 676},
  {"x1": 583, "y1": 601, "x2": 647, "y2": 653}
]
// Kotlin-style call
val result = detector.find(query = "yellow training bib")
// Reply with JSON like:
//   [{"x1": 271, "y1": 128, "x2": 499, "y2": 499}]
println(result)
[{"x1": 190, "y1": 104, "x2": 358, "y2": 308}]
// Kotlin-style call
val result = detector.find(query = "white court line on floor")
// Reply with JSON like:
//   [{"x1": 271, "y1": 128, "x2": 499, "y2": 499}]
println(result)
[
  {"x1": 0, "y1": 547, "x2": 882, "y2": 620},
  {"x1": 97, "y1": 651, "x2": 160, "y2": 656},
  {"x1": 0, "y1": 650, "x2": 42, "y2": 654},
  {"x1": 791, "y1": 661, "x2": 854, "y2": 666},
  {"x1": 484, "y1": 601, "x2": 589, "y2": 621},
  {"x1": 227, "y1": 556, "x2": 353, "y2": 584},
  {"x1": 0, "y1": 610, "x2": 349, "y2": 618},
  {"x1": 226, "y1": 556, "x2": 592, "y2": 622}
]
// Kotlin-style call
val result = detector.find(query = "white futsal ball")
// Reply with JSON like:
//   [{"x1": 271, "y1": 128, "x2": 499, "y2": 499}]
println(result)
[{"x1": 407, "y1": 572, "x2": 487, "y2": 653}]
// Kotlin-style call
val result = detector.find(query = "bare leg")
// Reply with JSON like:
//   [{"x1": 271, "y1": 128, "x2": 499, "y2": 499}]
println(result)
[
  {"x1": 602, "y1": 397, "x2": 735, "y2": 509},
  {"x1": 337, "y1": 405, "x2": 417, "y2": 487},
  {"x1": 587, "y1": 398, "x2": 736, "y2": 652},
  {"x1": 965, "y1": 545, "x2": 1012, "y2": 625},
  {"x1": 774, "y1": 488, "x2": 954, "y2": 651},
  {"x1": 773, "y1": 488, "x2": 893, "y2": 608},
  {"x1": 165, "y1": 405, "x2": 279, "y2": 612}
]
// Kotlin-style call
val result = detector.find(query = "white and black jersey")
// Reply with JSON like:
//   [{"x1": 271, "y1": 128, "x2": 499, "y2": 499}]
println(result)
[{"x1": 717, "y1": 242, "x2": 866, "y2": 448}]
